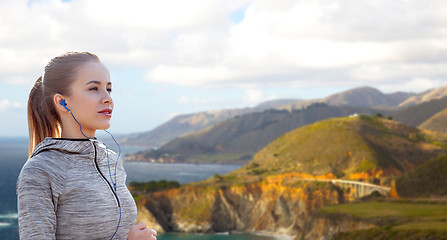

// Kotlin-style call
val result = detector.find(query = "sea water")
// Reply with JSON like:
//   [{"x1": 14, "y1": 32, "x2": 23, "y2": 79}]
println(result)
[{"x1": 0, "y1": 137, "x2": 276, "y2": 240}]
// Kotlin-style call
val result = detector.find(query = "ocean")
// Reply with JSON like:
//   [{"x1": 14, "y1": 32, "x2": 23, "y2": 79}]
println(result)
[{"x1": 0, "y1": 137, "x2": 277, "y2": 240}]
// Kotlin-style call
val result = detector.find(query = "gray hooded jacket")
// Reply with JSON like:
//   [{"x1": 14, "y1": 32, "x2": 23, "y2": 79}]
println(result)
[{"x1": 17, "y1": 138, "x2": 137, "y2": 239}]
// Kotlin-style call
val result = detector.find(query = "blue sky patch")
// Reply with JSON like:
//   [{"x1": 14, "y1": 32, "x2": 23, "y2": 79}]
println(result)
[{"x1": 230, "y1": 5, "x2": 249, "y2": 24}]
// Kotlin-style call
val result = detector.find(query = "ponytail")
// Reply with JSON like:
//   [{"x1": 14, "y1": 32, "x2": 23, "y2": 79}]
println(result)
[
  {"x1": 27, "y1": 52, "x2": 100, "y2": 157},
  {"x1": 27, "y1": 77, "x2": 61, "y2": 157}
]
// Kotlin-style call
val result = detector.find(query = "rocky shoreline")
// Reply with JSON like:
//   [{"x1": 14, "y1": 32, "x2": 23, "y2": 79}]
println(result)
[{"x1": 133, "y1": 174, "x2": 378, "y2": 240}]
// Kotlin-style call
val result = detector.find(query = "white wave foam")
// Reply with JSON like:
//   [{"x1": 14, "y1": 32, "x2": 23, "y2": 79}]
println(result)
[
  {"x1": 0, "y1": 222, "x2": 12, "y2": 228},
  {"x1": 0, "y1": 212, "x2": 18, "y2": 219}
]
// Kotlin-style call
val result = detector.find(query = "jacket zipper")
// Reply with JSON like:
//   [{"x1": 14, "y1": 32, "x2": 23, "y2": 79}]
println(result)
[{"x1": 92, "y1": 141, "x2": 120, "y2": 207}]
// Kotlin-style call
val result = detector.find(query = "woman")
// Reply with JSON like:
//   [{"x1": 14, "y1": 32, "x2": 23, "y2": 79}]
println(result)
[{"x1": 17, "y1": 52, "x2": 157, "y2": 240}]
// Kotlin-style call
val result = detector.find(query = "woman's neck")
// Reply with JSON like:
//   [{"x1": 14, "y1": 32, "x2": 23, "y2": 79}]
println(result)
[{"x1": 61, "y1": 126, "x2": 95, "y2": 139}]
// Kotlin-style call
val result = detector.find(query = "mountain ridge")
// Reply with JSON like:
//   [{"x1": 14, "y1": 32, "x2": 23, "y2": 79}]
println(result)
[
  {"x1": 391, "y1": 96, "x2": 447, "y2": 127},
  {"x1": 119, "y1": 100, "x2": 299, "y2": 148},
  {"x1": 126, "y1": 104, "x2": 381, "y2": 163},
  {"x1": 281, "y1": 86, "x2": 417, "y2": 110},
  {"x1": 398, "y1": 85, "x2": 447, "y2": 107},
  {"x1": 120, "y1": 85, "x2": 447, "y2": 149}
]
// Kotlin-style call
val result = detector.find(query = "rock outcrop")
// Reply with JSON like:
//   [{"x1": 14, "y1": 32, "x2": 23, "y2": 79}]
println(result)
[{"x1": 135, "y1": 175, "x2": 378, "y2": 239}]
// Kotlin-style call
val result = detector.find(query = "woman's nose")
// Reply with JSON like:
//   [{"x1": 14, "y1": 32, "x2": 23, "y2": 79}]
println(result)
[{"x1": 102, "y1": 91, "x2": 113, "y2": 105}]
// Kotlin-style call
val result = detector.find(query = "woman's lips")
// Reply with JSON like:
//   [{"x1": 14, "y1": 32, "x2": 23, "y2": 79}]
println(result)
[{"x1": 98, "y1": 108, "x2": 113, "y2": 117}]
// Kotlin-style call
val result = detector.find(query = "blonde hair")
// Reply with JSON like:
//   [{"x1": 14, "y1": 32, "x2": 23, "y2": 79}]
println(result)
[{"x1": 27, "y1": 52, "x2": 100, "y2": 157}]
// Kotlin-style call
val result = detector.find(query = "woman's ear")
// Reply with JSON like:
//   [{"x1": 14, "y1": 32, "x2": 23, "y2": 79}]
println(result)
[{"x1": 54, "y1": 94, "x2": 69, "y2": 112}]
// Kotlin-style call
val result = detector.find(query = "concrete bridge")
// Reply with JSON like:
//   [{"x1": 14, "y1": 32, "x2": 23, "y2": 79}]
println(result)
[
  {"x1": 300, "y1": 178, "x2": 391, "y2": 199},
  {"x1": 329, "y1": 179, "x2": 391, "y2": 198}
]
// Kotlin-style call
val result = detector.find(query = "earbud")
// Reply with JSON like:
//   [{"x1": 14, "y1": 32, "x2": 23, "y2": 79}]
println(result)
[
  {"x1": 60, "y1": 100, "x2": 70, "y2": 112},
  {"x1": 60, "y1": 99, "x2": 89, "y2": 139}
]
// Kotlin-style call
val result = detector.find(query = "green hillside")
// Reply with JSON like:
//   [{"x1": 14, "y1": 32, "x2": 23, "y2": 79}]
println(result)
[
  {"x1": 129, "y1": 104, "x2": 378, "y2": 163},
  {"x1": 321, "y1": 200, "x2": 447, "y2": 240},
  {"x1": 234, "y1": 115, "x2": 447, "y2": 178},
  {"x1": 162, "y1": 104, "x2": 378, "y2": 155},
  {"x1": 396, "y1": 155, "x2": 447, "y2": 198},
  {"x1": 418, "y1": 108, "x2": 447, "y2": 134}
]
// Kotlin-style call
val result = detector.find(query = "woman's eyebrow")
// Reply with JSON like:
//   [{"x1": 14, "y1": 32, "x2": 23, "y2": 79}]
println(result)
[{"x1": 85, "y1": 80, "x2": 112, "y2": 86}]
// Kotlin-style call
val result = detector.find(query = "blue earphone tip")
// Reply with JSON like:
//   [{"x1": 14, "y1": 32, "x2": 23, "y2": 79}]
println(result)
[{"x1": 61, "y1": 100, "x2": 71, "y2": 112}]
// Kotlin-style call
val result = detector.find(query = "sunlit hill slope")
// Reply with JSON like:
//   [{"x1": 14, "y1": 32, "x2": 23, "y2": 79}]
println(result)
[{"x1": 233, "y1": 115, "x2": 447, "y2": 181}]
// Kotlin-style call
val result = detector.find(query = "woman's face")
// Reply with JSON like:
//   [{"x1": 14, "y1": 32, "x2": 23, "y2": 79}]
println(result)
[{"x1": 64, "y1": 61, "x2": 113, "y2": 136}]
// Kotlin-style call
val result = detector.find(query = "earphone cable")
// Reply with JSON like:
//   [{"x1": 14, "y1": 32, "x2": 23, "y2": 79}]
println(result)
[
  {"x1": 67, "y1": 106, "x2": 122, "y2": 239},
  {"x1": 104, "y1": 129, "x2": 120, "y2": 191},
  {"x1": 68, "y1": 111, "x2": 90, "y2": 139}
]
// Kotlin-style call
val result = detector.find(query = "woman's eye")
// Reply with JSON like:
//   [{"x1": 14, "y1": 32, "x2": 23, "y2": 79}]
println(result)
[
  {"x1": 89, "y1": 87, "x2": 98, "y2": 91},
  {"x1": 107, "y1": 88, "x2": 112, "y2": 93}
]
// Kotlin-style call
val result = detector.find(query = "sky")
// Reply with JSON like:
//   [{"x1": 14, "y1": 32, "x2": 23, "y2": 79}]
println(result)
[{"x1": 1, "y1": 0, "x2": 447, "y2": 137}]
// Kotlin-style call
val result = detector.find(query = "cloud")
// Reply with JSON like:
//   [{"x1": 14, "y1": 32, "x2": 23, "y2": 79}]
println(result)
[
  {"x1": 142, "y1": 0, "x2": 447, "y2": 91},
  {"x1": 0, "y1": 0, "x2": 249, "y2": 83},
  {"x1": 1, "y1": 0, "x2": 446, "y2": 94},
  {"x1": 0, "y1": 99, "x2": 23, "y2": 112},
  {"x1": 176, "y1": 89, "x2": 277, "y2": 108},
  {"x1": 241, "y1": 89, "x2": 277, "y2": 105},
  {"x1": 378, "y1": 78, "x2": 445, "y2": 93}
]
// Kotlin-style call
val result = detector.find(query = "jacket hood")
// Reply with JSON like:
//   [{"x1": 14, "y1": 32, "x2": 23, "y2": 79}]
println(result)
[
  {"x1": 31, "y1": 138, "x2": 100, "y2": 159},
  {"x1": 30, "y1": 138, "x2": 118, "y2": 165}
]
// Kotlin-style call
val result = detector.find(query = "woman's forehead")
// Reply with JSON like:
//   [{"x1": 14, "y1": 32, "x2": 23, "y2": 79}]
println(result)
[{"x1": 75, "y1": 61, "x2": 110, "y2": 84}]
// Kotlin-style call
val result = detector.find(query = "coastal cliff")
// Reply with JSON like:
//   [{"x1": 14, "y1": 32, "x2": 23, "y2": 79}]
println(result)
[
  {"x1": 134, "y1": 116, "x2": 447, "y2": 239},
  {"x1": 134, "y1": 174, "x2": 377, "y2": 239}
]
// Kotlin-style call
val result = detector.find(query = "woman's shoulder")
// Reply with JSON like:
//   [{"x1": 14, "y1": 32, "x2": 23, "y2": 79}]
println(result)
[
  {"x1": 17, "y1": 151, "x2": 71, "y2": 200},
  {"x1": 20, "y1": 151, "x2": 71, "y2": 179}
]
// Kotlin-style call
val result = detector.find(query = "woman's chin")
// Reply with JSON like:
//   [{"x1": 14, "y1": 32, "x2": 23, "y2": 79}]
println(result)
[{"x1": 96, "y1": 123, "x2": 111, "y2": 130}]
